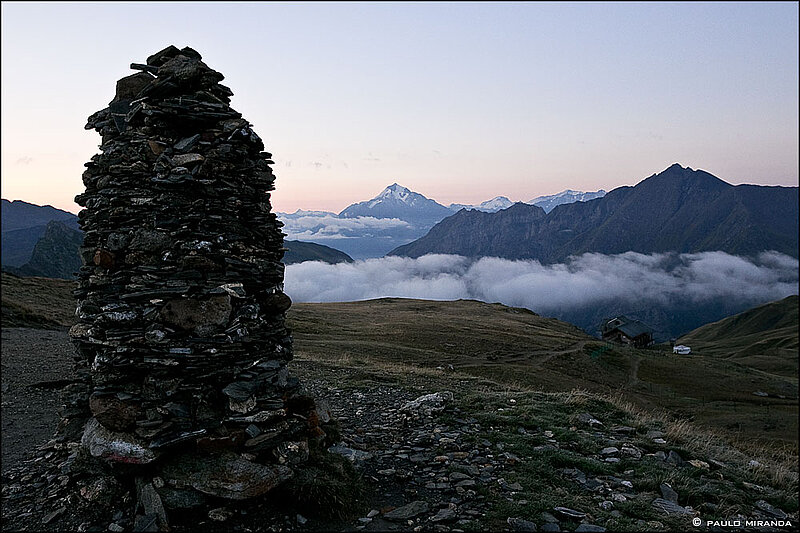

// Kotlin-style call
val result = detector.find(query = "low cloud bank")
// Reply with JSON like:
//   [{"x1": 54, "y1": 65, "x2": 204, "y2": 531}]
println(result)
[
  {"x1": 284, "y1": 251, "x2": 799, "y2": 315},
  {"x1": 278, "y1": 213, "x2": 413, "y2": 240}
]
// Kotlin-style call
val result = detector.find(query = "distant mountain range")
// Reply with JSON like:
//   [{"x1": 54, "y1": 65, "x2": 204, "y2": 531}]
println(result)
[
  {"x1": 1, "y1": 199, "x2": 80, "y2": 268},
  {"x1": 529, "y1": 189, "x2": 607, "y2": 213},
  {"x1": 390, "y1": 164, "x2": 799, "y2": 261},
  {"x1": 448, "y1": 196, "x2": 515, "y2": 213},
  {"x1": 278, "y1": 184, "x2": 606, "y2": 258}
]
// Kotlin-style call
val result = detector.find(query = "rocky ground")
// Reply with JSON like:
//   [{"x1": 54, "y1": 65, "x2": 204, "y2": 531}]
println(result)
[{"x1": 2, "y1": 327, "x2": 798, "y2": 532}]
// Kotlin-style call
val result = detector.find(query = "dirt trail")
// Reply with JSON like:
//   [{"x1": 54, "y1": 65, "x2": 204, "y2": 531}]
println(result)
[{"x1": 533, "y1": 339, "x2": 590, "y2": 366}]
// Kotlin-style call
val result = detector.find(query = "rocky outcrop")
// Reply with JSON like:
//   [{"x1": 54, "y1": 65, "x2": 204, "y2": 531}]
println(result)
[{"x1": 11, "y1": 220, "x2": 83, "y2": 279}]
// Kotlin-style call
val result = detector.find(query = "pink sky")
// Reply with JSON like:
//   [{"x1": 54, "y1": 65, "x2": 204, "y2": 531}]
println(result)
[{"x1": 2, "y1": 2, "x2": 797, "y2": 215}]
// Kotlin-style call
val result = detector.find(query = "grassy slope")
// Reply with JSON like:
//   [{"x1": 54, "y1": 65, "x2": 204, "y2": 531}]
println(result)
[
  {"x1": 2, "y1": 273, "x2": 797, "y2": 445},
  {"x1": 290, "y1": 299, "x2": 798, "y2": 446},
  {"x1": 1, "y1": 272, "x2": 75, "y2": 328},
  {"x1": 678, "y1": 295, "x2": 798, "y2": 377}
]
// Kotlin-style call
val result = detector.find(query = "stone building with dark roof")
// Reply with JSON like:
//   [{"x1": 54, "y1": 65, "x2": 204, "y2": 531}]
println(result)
[{"x1": 600, "y1": 315, "x2": 655, "y2": 347}]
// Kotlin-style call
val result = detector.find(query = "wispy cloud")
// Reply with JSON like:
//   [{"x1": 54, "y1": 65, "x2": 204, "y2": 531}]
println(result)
[{"x1": 16, "y1": 156, "x2": 33, "y2": 165}]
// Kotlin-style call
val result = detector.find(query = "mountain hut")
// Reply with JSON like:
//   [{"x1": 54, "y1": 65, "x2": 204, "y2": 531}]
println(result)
[{"x1": 600, "y1": 316, "x2": 655, "y2": 348}]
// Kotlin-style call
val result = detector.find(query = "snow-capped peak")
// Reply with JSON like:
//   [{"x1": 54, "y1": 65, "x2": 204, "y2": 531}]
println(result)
[
  {"x1": 527, "y1": 189, "x2": 607, "y2": 213},
  {"x1": 339, "y1": 183, "x2": 452, "y2": 223},
  {"x1": 477, "y1": 196, "x2": 514, "y2": 210},
  {"x1": 449, "y1": 196, "x2": 514, "y2": 213},
  {"x1": 377, "y1": 183, "x2": 413, "y2": 202}
]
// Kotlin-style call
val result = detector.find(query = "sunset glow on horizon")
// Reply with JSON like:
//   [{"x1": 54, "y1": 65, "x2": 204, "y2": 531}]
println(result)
[{"x1": 2, "y1": 2, "x2": 798, "y2": 215}]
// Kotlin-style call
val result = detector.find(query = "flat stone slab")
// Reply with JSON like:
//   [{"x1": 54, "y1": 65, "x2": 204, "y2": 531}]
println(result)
[
  {"x1": 383, "y1": 501, "x2": 429, "y2": 521},
  {"x1": 652, "y1": 497, "x2": 692, "y2": 515}
]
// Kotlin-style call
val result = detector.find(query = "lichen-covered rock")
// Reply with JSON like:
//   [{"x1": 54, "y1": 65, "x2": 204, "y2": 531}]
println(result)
[
  {"x1": 161, "y1": 452, "x2": 293, "y2": 500},
  {"x1": 401, "y1": 391, "x2": 454, "y2": 416},
  {"x1": 81, "y1": 419, "x2": 158, "y2": 464}
]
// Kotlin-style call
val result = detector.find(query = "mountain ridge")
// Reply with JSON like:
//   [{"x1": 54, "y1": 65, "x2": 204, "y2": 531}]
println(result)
[
  {"x1": 529, "y1": 189, "x2": 607, "y2": 213},
  {"x1": 389, "y1": 164, "x2": 799, "y2": 261}
]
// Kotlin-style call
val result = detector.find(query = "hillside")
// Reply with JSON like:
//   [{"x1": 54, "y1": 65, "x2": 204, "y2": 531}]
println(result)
[
  {"x1": 390, "y1": 164, "x2": 799, "y2": 261},
  {"x1": 284, "y1": 240, "x2": 354, "y2": 264},
  {"x1": 0, "y1": 272, "x2": 76, "y2": 328},
  {"x1": 678, "y1": 295, "x2": 799, "y2": 377},
  {"x1": 289, "y1": 299, "x2": 798, "y2": 445},
  {"x1": 2, "y1": 274, "x2": 796, "y2": 446}
]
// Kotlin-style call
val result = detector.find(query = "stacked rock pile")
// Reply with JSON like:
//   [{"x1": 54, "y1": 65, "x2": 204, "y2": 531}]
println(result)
[{"x1": 69, "y1": 45, "x2": 324, "y2": 514}]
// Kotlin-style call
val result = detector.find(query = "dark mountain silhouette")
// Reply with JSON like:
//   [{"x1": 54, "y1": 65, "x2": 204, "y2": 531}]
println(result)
[
  {"x1": 1, "y1": 199, "x2": 79, "y2": 232},
  {"x1": 1, "y1": 199, "x2": 79, "y2": 267},
  {"x1": 389, "y1": 164, "x2": 799, "y2": 261}
]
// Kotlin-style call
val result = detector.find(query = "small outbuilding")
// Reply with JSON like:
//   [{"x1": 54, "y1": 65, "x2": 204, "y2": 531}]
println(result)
[{"x1": 600, "y1": 316, "x2": 655, "y2": 348}]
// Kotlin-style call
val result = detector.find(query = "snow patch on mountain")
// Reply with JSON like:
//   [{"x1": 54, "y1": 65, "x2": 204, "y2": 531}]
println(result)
[{"x1": 373, "y1": 183, "x2": 411, "y2": 203}]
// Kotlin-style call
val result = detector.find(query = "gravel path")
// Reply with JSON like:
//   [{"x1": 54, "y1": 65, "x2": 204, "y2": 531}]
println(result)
[{"x1": 1, "y1": 328, "x2": 73, "y2": 472}]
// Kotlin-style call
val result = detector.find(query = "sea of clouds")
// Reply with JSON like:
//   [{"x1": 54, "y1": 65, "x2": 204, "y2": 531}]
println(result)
[{"x1": 284, "y1": 251, "x2": 799, "y2": 316}]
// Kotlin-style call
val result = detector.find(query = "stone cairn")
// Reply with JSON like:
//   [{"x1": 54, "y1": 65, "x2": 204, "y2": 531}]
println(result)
[{"x1": 68, "y1": 46, "x2": 327, "y2": 524}]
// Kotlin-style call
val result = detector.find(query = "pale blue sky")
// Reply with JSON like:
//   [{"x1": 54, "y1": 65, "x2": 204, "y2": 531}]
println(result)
[{"x1": 2, "y1": 1, "x2": 797, "y2": 213}]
